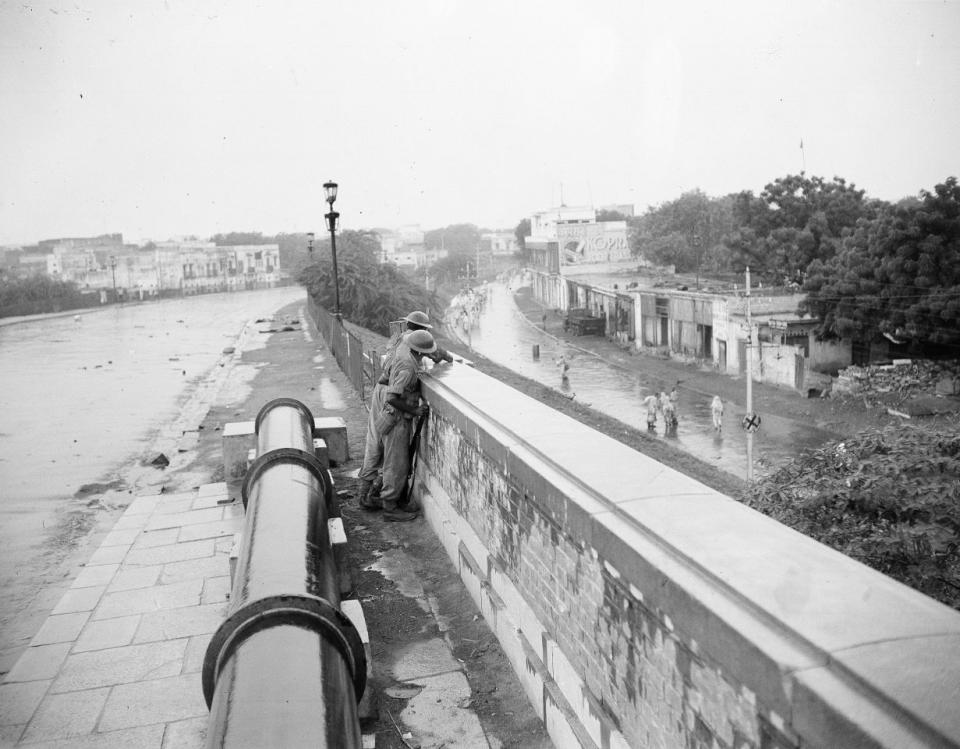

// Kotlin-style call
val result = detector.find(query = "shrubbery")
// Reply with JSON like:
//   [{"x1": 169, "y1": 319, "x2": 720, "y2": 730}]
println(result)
[{"x1": 740, "y1": 417, "x2": 960, "y2": 609}]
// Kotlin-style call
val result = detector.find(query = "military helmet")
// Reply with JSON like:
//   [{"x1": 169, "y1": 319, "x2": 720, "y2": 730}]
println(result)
[
  {"x1": 404, "y1": 310, "x2": 432, "y2": 329},
  {"x1": 406, "y1": 329, "x2": 437, "y2": 354}
]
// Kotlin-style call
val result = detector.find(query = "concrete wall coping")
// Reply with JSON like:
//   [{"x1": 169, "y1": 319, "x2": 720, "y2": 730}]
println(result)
[{"x1": 422, "y1": 363, "x2": 960, "y2": 748}]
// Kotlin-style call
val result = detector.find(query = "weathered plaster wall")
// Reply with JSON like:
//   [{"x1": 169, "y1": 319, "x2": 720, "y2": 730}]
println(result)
[{"x1": 415, "y1": 364, "x2": 960, "y2": 749}]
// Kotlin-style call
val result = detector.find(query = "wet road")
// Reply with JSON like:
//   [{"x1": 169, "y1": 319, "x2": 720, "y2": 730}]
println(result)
[
  {"x1": 446, "y1": 281, "x2": 833, "y2": 481},
  {"x1": 0, "y1": 287, "x2": 305, "y2": 660}
]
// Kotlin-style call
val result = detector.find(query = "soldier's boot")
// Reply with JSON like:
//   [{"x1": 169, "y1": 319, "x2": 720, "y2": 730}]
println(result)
[
  {"x1": 357, "y1": 480, "x2": 381, "y2": 511},
  {"x1": 382, "y1": 498, "x2": 419, "y2": 522}
]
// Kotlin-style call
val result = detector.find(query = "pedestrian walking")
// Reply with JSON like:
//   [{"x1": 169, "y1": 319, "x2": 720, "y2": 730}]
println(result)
[
  {"x1": 642, "y1": 393, "x2": 659, "y2": 430},
  {"x1": 661, "y1": 392, "x2": 678, "y2": 430},
  {"x1": 711, "y1": 395, "x2": 724, "y2": 432},
  {"x1": 357, "y1": 329, "x2": 438, "y2": 522},
  {"x1": 555, "y1": 353, "x2": 570, "y2": 382}
]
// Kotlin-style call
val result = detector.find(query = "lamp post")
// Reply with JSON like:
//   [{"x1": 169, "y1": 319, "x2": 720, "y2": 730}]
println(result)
[
  {"x1": 306, "y1": 232, "x2": 314, "y2": 261},
  {"x1": 109, "y1": 255, "x2": 118, "y2": 303},
  {"x1": 323, "y1": 181, "x2": 342, "y2": 320}
]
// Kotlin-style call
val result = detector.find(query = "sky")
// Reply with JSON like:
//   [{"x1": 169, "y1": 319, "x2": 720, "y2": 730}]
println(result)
[{"x1": 1, "y1": 0, "x2": 958, "y2": 245}]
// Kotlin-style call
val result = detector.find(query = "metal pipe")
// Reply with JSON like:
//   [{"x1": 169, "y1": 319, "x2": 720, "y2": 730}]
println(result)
[{"x1": 203, "y1": 398, "x2": 365, "y2": 748}]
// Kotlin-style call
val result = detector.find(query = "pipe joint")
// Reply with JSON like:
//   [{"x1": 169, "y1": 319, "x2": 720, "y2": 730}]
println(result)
[{"x1": 202, "y1": 593, "x2": 366, "y2": 708}]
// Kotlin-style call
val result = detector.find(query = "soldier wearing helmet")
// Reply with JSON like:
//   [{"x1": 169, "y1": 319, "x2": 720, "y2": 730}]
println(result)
[
  {"x1": 358, "y1": 328, "x2": 437, "y2": 521},
  {"x1": 381, "y1": 310, "x2": 453, "y2": 370}
]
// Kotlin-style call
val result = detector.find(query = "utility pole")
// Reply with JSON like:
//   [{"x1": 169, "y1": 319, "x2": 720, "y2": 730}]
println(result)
[{"x1": 745, "y1": 266, "x2": 754, "y2": 481}]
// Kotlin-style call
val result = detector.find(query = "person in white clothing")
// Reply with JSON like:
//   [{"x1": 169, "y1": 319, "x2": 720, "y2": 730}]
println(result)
[{"x1": 711, "y1": 395, "x2": 724, "y2": 432}]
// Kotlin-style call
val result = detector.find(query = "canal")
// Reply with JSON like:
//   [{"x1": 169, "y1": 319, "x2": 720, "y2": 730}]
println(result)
[{"x1": 0, "y1": 287, "x2": 305, "y2": 667}]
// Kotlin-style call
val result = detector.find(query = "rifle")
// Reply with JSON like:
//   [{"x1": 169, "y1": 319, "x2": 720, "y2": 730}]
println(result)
[{"x1": 398, "y1": 409, "x2": 428, "y2": 507}]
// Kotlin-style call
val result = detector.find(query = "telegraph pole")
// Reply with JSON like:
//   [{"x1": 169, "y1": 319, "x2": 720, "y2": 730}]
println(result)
[{"x1": 745, "y1": 266, "x2": 754, "y2": 481}]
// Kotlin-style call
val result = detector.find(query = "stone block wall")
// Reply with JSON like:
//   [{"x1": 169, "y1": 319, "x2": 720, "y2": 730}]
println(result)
[{"x1": 415, "y1": 364, "x2": 960, "y2": 749}]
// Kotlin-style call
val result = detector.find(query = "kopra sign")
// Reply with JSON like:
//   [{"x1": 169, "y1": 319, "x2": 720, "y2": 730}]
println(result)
[{"x1": 557, "y1": 221, "x2": 631, "y2": 264}]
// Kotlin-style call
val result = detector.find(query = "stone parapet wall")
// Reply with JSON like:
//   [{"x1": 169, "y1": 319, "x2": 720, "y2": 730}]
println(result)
[{"x1": 415, "y1": 364, "x2": 960, "y2": 749}]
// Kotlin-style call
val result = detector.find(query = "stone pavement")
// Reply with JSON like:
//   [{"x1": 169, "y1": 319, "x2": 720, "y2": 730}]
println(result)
[{"x1": 0, "y1": 483, "x2": 238, "y2": 747}]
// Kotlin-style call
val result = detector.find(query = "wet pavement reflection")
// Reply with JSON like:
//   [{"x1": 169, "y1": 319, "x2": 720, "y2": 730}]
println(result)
[{"x1": 446, "y1": 281, "x2": 834, "y2": 482}]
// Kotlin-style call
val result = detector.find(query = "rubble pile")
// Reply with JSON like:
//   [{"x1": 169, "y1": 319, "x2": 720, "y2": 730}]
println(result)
[{"x1": 833, "y1": 359, "x2": 960, "y2": 402}]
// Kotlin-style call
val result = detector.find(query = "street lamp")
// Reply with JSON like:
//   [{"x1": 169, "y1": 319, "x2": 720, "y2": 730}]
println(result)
[
  {"x1": 109, "y1": 255, "x2": 118, "y2": 303},
  {"x1": 323, "y1": 181, "x2": 342, "y2": 320},
  {"x1": 306, "y1": 232, "x2": 314, "y2": 260}
]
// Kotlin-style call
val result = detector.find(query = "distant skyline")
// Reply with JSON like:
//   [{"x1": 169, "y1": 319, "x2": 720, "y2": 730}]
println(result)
[{"x1": 1, "y1": 0, "x2": 958, "y2": 246}]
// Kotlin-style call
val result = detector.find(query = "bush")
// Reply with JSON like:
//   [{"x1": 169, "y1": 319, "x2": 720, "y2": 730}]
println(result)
[{"x1": 740, "y1": 416, "x2": 960, "y2": 610}]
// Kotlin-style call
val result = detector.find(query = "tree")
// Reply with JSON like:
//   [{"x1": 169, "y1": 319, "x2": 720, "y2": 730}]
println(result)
[
  {"x1": 211, "y1": 232, "x2": 270, "y2": 246},
  {"x1": 627, "y1": 189, "x2": 733, "y2": 274},
  {"x1": 424, "y1": 224, "x2": 481, "y2": 255},
  {"x1": 801, "y1": 177, "x2": 960, "y2": 347},
  {"x1": 596, "y1": 209, "x2": 628, "y2": 222},
  {"x1": 298, "y1": 230, "x2": 437, "y2": 335},
  {"x1": 513, "y1": 218, "x2": 531, "y2": 259},
  {"x1": 725, "y1": 174, "x2": 877, "y2": 283}
]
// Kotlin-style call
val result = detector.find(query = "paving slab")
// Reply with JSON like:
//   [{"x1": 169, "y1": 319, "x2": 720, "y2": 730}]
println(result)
[
  {"x1": 52, "y1": 639, "x2": 188, "y2": 693},
  {"x1": 98, "y1": 673, "x2": 207, "y2": 732},
  {"x1": 31, "y1": 612, "x2": 91, "y2": 646},
  {"x1": 73, "y1": 615, "x2": 142, "y2": 654},
  {"x1": 20, "y1": 686, "x2": 110, "y2": 743},
  {"x1": 71, "y1": 564, "x2": 120, "y2": 589},
  {"x1": 132, "y1": 603, "x2": 226, "y2": 644},
  {"x1": 159, "y1": 555, "x2": 230, "y2": 585},
  {"x1": 107, "y1": 566, "x2": 162, "y2": 593},
  {"x1": 0, "y1": 680, "x2": 50, "y2": 725},
  {"x1": 50, "y1": 586, "x2": 106, "y2": 615},
  {"x1": 124, "y1": 539, "x2": 215, "y2": 567},
  {"x1": 15, "y1": 724, "x2": 165, "y2": 749},
  {"x1": 4, "y1": 643, "x2": 71, "y2": 683},
  {"x1": 93, "y1": 579, "x2": 204, "y2": 621}
]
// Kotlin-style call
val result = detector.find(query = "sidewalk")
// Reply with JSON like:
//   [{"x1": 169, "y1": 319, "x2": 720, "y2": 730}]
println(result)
[{"x1": 0, "y1": 300, "x2": 548, "y2": 748}]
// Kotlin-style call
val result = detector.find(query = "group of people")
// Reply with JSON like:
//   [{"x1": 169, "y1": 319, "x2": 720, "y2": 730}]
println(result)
[
  {"x1": 357, "y1": 310, "x2": 453, "y2": 522},
  {"x1": 641, "y1": 386, "x2": 725, "y2": 434},
  {"x1": 642, "y1": 388, "x2": 679, "y2": 432},
  {"x1": 448, "y1": 285, "x2": 488, "y2": 334}
]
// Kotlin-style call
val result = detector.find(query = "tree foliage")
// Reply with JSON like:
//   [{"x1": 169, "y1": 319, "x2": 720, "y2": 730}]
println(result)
[
  {"x1": 596, "y1": 209, "x2": 628, "y2": 222},
  {"x1": 724, "y1": 174, "x2": 877, "y2": 283},
  {"x1": 0, "y1": 274, "x2": 95, "y2": 317},
  {"x1": 741, "y1": 418, "x2": 960, "y2": 610},
  {"x1": 210, "y1": 231, "x2": 271, "y2": 246},
  {"x1": 514, "y1": 218, "x2": 531, "y2": 250},
  {"x1": 298, "y1": 230, "x2": 437, "y2": 335},
  {"x1": 801, "y1": 177, "x2": 960, "y2": 347},
  {"x1": 424, "y1": 224, "x2": 481, "y2": 255},
  {"x1": 627, "y1": 190, "x2": 735, "y2": 273}
]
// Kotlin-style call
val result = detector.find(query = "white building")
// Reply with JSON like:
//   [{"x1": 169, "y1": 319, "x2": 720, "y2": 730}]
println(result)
[{"x1": 528, "y1": 205, "x2": 631, "y2": 266}]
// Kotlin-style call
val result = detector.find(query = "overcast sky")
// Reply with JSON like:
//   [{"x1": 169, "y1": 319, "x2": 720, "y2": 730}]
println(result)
[{"x1": 1, "y1": 0, "x2": 958, "y2": 245}]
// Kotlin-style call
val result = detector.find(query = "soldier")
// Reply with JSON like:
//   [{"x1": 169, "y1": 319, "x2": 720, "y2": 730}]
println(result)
[
  {"x1": 381, "y1": 310, "x2": 452, "y2": 370},
  {"x1": 358, "y1": 329, "x2": 438, "y2": 522}
]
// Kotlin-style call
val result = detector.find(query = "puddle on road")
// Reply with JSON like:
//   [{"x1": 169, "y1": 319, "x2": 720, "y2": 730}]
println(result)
[
  {"x1": 317, "y1": 376, "x2": 346, "y2": 410},
  {"x1": 365, "y1": 548, "x2": 430, "y2": 612},
  {"x1": 400, "y1": 670, "x2": 490, "y2": 749}
]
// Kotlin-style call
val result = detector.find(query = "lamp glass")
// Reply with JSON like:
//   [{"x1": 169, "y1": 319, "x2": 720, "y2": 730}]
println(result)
[
  {"x1": 323, "y1": 181, "x2": 338, "y2": 204},
  {"x1": 326, "y1": 211, "x2": 340, "y2": 232}
]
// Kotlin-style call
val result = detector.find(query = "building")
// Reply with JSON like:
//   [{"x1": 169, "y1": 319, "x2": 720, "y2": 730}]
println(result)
[
  {"x1": 376, "y1": 225, "x2": 447, "y2": 269},
  {"x1": 528, "y1": 205, "x2": 631, "y2": 266},
  {"x1": 480, "y1": 231, "x2": 519, "y2": 256},
  {"x1": 17, "y1": 235, "x2": 281, "y2": 299}
]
